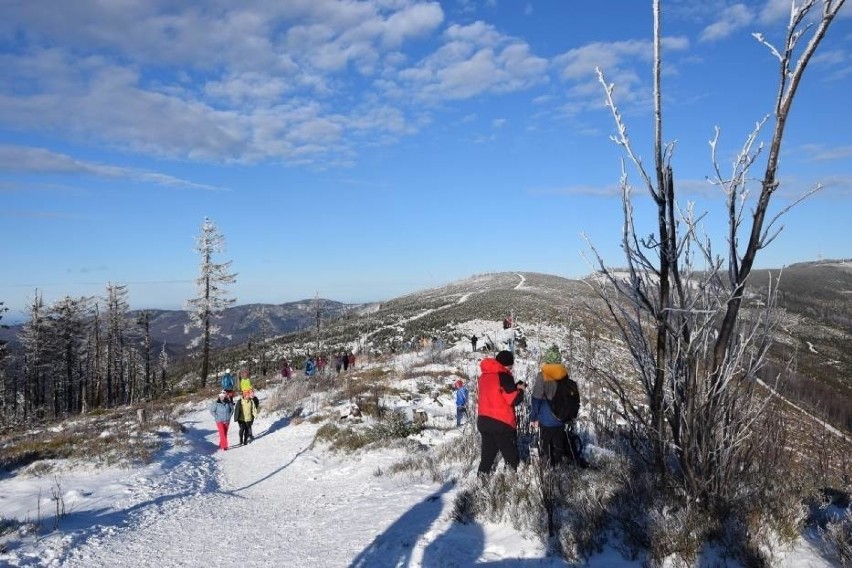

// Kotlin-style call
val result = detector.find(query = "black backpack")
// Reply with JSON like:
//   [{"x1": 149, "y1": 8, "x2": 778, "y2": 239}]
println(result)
[{"x1": 548, "y1": 376, "x2": 580, "y2": 423}]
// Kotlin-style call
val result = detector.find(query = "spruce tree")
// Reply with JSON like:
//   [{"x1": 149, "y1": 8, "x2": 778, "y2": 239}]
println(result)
[{"x1": 185, "y1": 217, "x2": 236, "y2": 388}]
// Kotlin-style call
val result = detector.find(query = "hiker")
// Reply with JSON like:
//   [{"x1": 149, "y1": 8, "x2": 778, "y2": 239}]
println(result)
[
  {"x1": 280, "y1": 359, "x2": 292, "y2": 379},
  {"x1": 234, "y1": 388, "x2": 259, "y2": 445},
  {"x1": 342, "y1": 351, "x2": 350, "y2": 371},
  {"x1": 305, "y1": 357, "x2": 316, "y2": 377},
  {"x1": 532, "y1": 345, "x2": 586, "y2": 468},
  {"x1": 335, "y1": 353, "x2": 344, "y2": 374},
  {"x1": 454, "y1": 379, "x2": 469, "y2": 427},
  {"x1": 238, "y1": 368, "x2": 252, "y2": 393},
  {"x1": 471, "y1": 335, "x2": 478, "y2": 352},
  {"x1": 209, "y1": 390, "x2": 235, "y2": 451},
  {"x1": 221, "y1": 368, "x2": 236, "y2": 401},
  {"x1": 347, "y1": 352, "x2": 356, "y2": 370},
  {"x1": 530, "y1": 346, "x2": 571, "y2": 466},
  {"x1": 476, "y1": 350, "x2": 526, "y2": 474}
]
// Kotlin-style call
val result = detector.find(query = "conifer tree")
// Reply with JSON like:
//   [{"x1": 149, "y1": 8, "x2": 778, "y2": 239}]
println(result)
[
  {"x1": 49, "y1": 295, "x2": 89, "y2": 416},
  {"x1": 104, "y1": 283, "x2": 129, "y2": 406},
  {"x1": 186, "y1": 217, "x2": 236, "y2": 388}
]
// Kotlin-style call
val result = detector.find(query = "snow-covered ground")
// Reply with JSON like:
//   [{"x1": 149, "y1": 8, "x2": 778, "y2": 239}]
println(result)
[{"x1": 0, "y1": 345, "x2": 843, "y2": 567}]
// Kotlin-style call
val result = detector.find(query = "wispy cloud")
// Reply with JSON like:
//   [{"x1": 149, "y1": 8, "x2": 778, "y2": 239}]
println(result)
[
  {"x1": 527, "y1": 184, "x2": 623, "y2": 198},
  {"x1": 700, "y1": 3, "x2": 755, "y2": 42},
  {"x1": 0, "y1": 209, "x2": 87, "y2": 220},
  {"x1": 552, "y1": 37, "x2": 689, "y2": 115},
  {"x1": 799, "y1": 144, "x2": 852, "y2": 163},
  {"x1": 0, "y1": 146, "x2": 225, "y2": 190}
]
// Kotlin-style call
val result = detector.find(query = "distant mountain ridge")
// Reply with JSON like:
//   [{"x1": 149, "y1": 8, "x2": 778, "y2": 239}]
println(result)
[{"x1": 0, "y1": 298, "x2": 365, "y2": 355}]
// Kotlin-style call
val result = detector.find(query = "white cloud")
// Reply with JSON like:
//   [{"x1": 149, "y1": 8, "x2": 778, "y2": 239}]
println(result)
[
  {"x1": 551, "y1": 37, "x2": 689, "y2": 115},
  {"x1": 395, "y1": 21, "x2": 548, "y2": 102},
  {"x1": 700, "y1": 3, "x2": 755, "y2": 42},
  {"x1": 0, "y1": 145, "x2": 223, "y2": 190},
  {"x1": 0, "y1": 2, "x2": 451, "y2": 166},
  {"x1": 758, "y1": 0, "x2": 793, "y2": 25}
]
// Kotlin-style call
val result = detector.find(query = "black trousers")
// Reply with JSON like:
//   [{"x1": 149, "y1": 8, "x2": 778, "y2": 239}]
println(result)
[
  {"x1": 238, "y1": 420, "x2": 254, "y2": 443},
  {"x1": 478, "y1": 420, "x2": 519, "y2": 474},
  {"x1": 539, "y1": 425, "x2": 570, "y2": 465}
]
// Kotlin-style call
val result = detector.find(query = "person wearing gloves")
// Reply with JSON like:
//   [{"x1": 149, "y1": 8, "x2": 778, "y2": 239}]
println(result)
[
  {"x1": 530, "y1": 346, "x2": 571, "y2": 466},
  {"x1": 476, "y1": 350, "x2": 526, "y2": 474},
  {"x1": 209, "y1": 390, "x2": 235, "y2": 451}
]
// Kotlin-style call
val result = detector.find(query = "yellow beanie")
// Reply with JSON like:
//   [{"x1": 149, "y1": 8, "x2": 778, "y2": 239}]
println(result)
[{"x1": 541, "y1": 363, "x2": 568, "y2": 381}]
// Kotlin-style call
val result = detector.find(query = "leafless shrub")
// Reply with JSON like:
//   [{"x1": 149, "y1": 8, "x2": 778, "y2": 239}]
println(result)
[
  {"x1": 264, "y1": 378, "x2": 313, "y2": 415},
  {"x1": 50, "y1": 476, "x2": 66, "y2": 530},
  {"x1": 461, "y1": 467, "x2": 548, "y2": 538},
  {"x1": 586, "y1": 0, "x2": 846, "y2": 521},
  {"x1": 315, "y1": 410, "x2": 424, "y2": 453},
  {"x1": 821, "y1": 516, "x2": 852, "y2": 567}
]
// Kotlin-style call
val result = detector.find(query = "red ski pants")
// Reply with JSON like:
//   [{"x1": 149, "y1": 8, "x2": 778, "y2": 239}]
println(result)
[{"x1": 216, "y1": 421, "x2": 230, "y2": 450}]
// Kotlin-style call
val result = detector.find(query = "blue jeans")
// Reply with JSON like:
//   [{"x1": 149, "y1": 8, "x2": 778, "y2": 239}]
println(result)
[{"x1": 456, "y1": 406, "x2": 468, "y2": 426}]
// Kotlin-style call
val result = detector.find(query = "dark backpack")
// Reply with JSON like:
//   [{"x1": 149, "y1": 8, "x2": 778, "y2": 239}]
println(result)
[{"x1": 548, "y1": 377, "x2": 580, "y2": 423}]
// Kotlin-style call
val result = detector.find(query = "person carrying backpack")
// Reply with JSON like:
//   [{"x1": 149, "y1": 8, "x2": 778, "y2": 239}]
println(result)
[
  {"x1": 530, "y1": 345, "x2": 584, "y2": 467},
  {"x1": 221, "y1": 369, "x2": 236, "y2": 401}
]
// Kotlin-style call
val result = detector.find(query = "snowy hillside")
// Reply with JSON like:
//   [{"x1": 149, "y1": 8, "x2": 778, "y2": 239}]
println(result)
[{"x1": 1, "y1": 271, "x2": 850, "y2": 567}]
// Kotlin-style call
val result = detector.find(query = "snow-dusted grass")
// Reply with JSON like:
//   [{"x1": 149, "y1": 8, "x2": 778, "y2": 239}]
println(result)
[{"x1": 0, "y1": 319, "x2": 848, "y2": 567}]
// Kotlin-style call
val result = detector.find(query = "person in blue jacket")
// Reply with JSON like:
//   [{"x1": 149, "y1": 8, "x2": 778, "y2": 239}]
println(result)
[
  {"x1": 530, "y1": 346, "x2": 571, "y2": 466},
  {"x1": 209, "y1": 390, "x2": 235, "y2": 451},
  {"x1": 221, "y1": 368, "x2": 236, "y2": 401},
  {"x1": 305, "y1": 357, "x2": 316, "y2": 377},
  {"x1": 454, "y1": 379, "x2": 469, "y2": 427}
]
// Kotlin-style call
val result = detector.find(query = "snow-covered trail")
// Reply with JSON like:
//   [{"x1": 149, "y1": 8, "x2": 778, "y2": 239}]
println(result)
[{"x1": 55, "y1": 401, "x2": 509, "y2": 568}]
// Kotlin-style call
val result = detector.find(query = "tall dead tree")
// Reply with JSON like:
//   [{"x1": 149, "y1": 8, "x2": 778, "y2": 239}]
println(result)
[{"x1": 589, "y1": 0, "x2": 846, "y2": 502}]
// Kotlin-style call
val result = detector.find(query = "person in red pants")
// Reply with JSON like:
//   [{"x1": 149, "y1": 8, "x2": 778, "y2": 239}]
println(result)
[{"x1": 209, "y1": 390, "x2": 235, "y2": 451}]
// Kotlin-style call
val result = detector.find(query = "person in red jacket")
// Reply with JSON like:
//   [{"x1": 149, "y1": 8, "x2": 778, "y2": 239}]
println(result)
[{"x1": 477, "y1": 350, "x2": 526, "y2": 474}]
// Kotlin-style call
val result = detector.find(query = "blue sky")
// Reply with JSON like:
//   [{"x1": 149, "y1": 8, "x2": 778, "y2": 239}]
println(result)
[{"x1": 2, "y1": 0, "x2": 850, "y2": 321}]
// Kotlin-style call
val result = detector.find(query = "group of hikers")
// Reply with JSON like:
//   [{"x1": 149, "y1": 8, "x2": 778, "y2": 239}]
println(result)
[
  {"x1": 454, "y1": 345, "x2": 587, "y2": 472},
  {"x1": 209, "y1": 368, "x2": 260, "y2": 451},
  {"x1": 209, "y1": 341, "x2": 587, "y2": 471},
  {"x1": 302, "y1": 352, "x2": 357, "y2": 377}
]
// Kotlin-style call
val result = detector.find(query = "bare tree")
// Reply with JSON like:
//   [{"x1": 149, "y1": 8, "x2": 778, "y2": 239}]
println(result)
[
  {"x1": 588, "y1": 0, "x2": 846, "y2": 502},
  {"x1": 104, "y1": 283, "x2": 129, "y2": 406},
  {"x1": 20, "y1": 290, "x2": 49, "y2": 423},
  {"x1": 137, "y1": 311, "x2": 153, "y2": 399},
  {"x1": 0, "y1": 301, "x2": 10, "y2": 422},
  {"x1": 186, "y1": 217, "x2": 236, "y2": 388}
]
